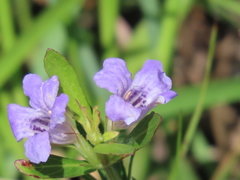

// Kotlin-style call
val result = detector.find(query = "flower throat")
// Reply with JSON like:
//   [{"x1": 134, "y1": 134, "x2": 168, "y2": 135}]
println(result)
[{"x1": 123, "y1": 89, "x2": 147, "y2": 108}]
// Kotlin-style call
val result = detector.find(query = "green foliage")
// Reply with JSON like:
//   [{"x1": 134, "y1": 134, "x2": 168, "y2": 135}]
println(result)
[
  {"x1": 1, "y1": 0, "x2": 240, "y2": 179},
  {"x1": 44, "y1": 49, "x2": 90, "y2": 118},
  {"x1": 42, "y1": 49, "x2": 162, "y2": 178},
  {"x1": 208, "y1": 0, "x2": 240, "y2": 26},
  {"x1": 15, "y1": 155, "x2": 96, "y2": 178},
  {"x1": 103, "y1": 131, "x2": 119, "y2": 142},
  {"x1": 94, "y1": 143, "x2": 135, "y2": 155},
  {"x1": 123, "y1": 112, "x2": 162, "y2": 149},
  {"x1": 0, "y1": 0, "x2": 83, "y2": 88}
]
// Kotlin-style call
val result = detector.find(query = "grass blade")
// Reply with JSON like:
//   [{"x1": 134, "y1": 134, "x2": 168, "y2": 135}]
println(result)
[
  {"x1": 0, "y1": 0, "x2": 83, "y2": 88},
  {"x1": 180, "y1": 25, "x2": 217, "y2": 157}
]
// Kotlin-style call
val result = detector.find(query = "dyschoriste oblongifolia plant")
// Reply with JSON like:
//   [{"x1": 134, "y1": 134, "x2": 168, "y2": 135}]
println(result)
[{"x1": 7, "y1": 49, "x2": 177, "y2": 179}]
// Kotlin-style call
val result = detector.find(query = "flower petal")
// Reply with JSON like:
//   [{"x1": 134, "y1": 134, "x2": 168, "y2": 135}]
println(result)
[
  {"x1": 94, "y1": 58, "x2": 132, "y2": 96},
  {"x1": 23, "y1": 74, "x2": 47, "y2": 110},
  {"x1": 49, "y1": 119, "x2": 77, "y2": 144},
  {"x1": 24, "y1": 132, "x2": 51, "y2": 164},
  {"x1": 7, "y1": 104, "x2": 35, "y2": 141},
  {"x1": 157, "y1": 90, "x2": 178, "y2": 104},
  {"x1": 106, "y1": 95, "x2": 141, "y2": 125},
  {"x1": 50, "y1": 93, "x2": 69, "y2": 128},
  {"x1": 42, "y1": 75, "x2": 59, "y2": 110},
  {"x1": 131, "y1": 60, "x2": 174, "y2": 106}
]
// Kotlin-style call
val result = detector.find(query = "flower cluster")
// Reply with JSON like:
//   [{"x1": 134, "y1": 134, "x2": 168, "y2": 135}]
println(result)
[
  {"x1": 94, "y1": 58, "x2": 177, "y2": 127},
  {"x1": 7, "y1": 58, "x2": 177, "y2": 165},
  {"x1": 8, "y1": 74, "x2": 76, "y2": 163}
]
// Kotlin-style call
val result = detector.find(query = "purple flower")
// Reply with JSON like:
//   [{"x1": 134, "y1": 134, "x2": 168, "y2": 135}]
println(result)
[
  {"x1": 8, "y1": 74, "x2": 77, "y2": 163},
  {"x1": 94, "y1": 58, "x2": 177, "y2": 127}
]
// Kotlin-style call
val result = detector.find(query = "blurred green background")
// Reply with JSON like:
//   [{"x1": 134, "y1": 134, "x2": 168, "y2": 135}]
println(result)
[{"x1": 1, "y1": 0, "x2": 240, "y2": 179}]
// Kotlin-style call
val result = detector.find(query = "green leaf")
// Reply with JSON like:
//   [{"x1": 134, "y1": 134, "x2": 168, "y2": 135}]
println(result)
[
  {"x1": 44, "y1": 49, "x2": 91, "y2": 121},
  {"x1": 103, "y1": 131, "x2": 119, "y2": 142},
  {"x1": 94, "y1": 143, "x2": 135, "y2": 155},
  {"x1": 123, "y1": 112, "x2": 162, "y2": 149},
  {"x1": 15, "y1": 155, "x2": 96, "y2": 178}
]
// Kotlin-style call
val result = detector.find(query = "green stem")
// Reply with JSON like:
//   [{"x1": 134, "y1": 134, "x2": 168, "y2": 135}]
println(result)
[
  {"x1": 98, "y1": 155, "x2": 122, "y2": 180},
  {"x1": 74, "y1": 134, "x2": 101, "y2": 167},
  {"x1": 180, "y1": 25, "x2": 217, "y2": 157},
  {"x1": 103, "y1": 165, "x2": 122, "y2": 180},
  {"x1": 127, "y1": 154, "x2": 135, "y2": 180}
]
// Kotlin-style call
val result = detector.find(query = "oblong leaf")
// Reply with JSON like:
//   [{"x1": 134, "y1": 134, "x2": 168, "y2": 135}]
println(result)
[
  {"x1": 123, "y1": 112, "x2": 162, "y2": 149},
  {"x1": 103, "y1": 131, "x2": 119, "y2": 142},
  {"x1": 44, "y1": 49, "x2": 91, "y2": 118},
  {"x1": 94, "y1": 143, "x2": 135, "y2": 155},
  {"x1": 15, "y1": 155, "x2": 96, "y2": 179}
]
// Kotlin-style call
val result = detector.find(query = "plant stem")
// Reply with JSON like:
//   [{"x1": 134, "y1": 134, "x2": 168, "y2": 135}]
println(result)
[
  {"x1": 127, "y1": 154, "x2": 135, "y2": 180},
  {"x1": 103, "y1": 165, "x2": 122, "y2": 180},
  {"x1": 99, "y1": 155, "x2": 122, "y2": 180},
  {"x1": 74, "y1": 134, "x2": 101, "y2": 167},
  {"x1": 180, "y1": 25, "x2": 217, "y2": 157},
  {"x1": 72, "y1": 142, "x2": 122, "y2": 180}
]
